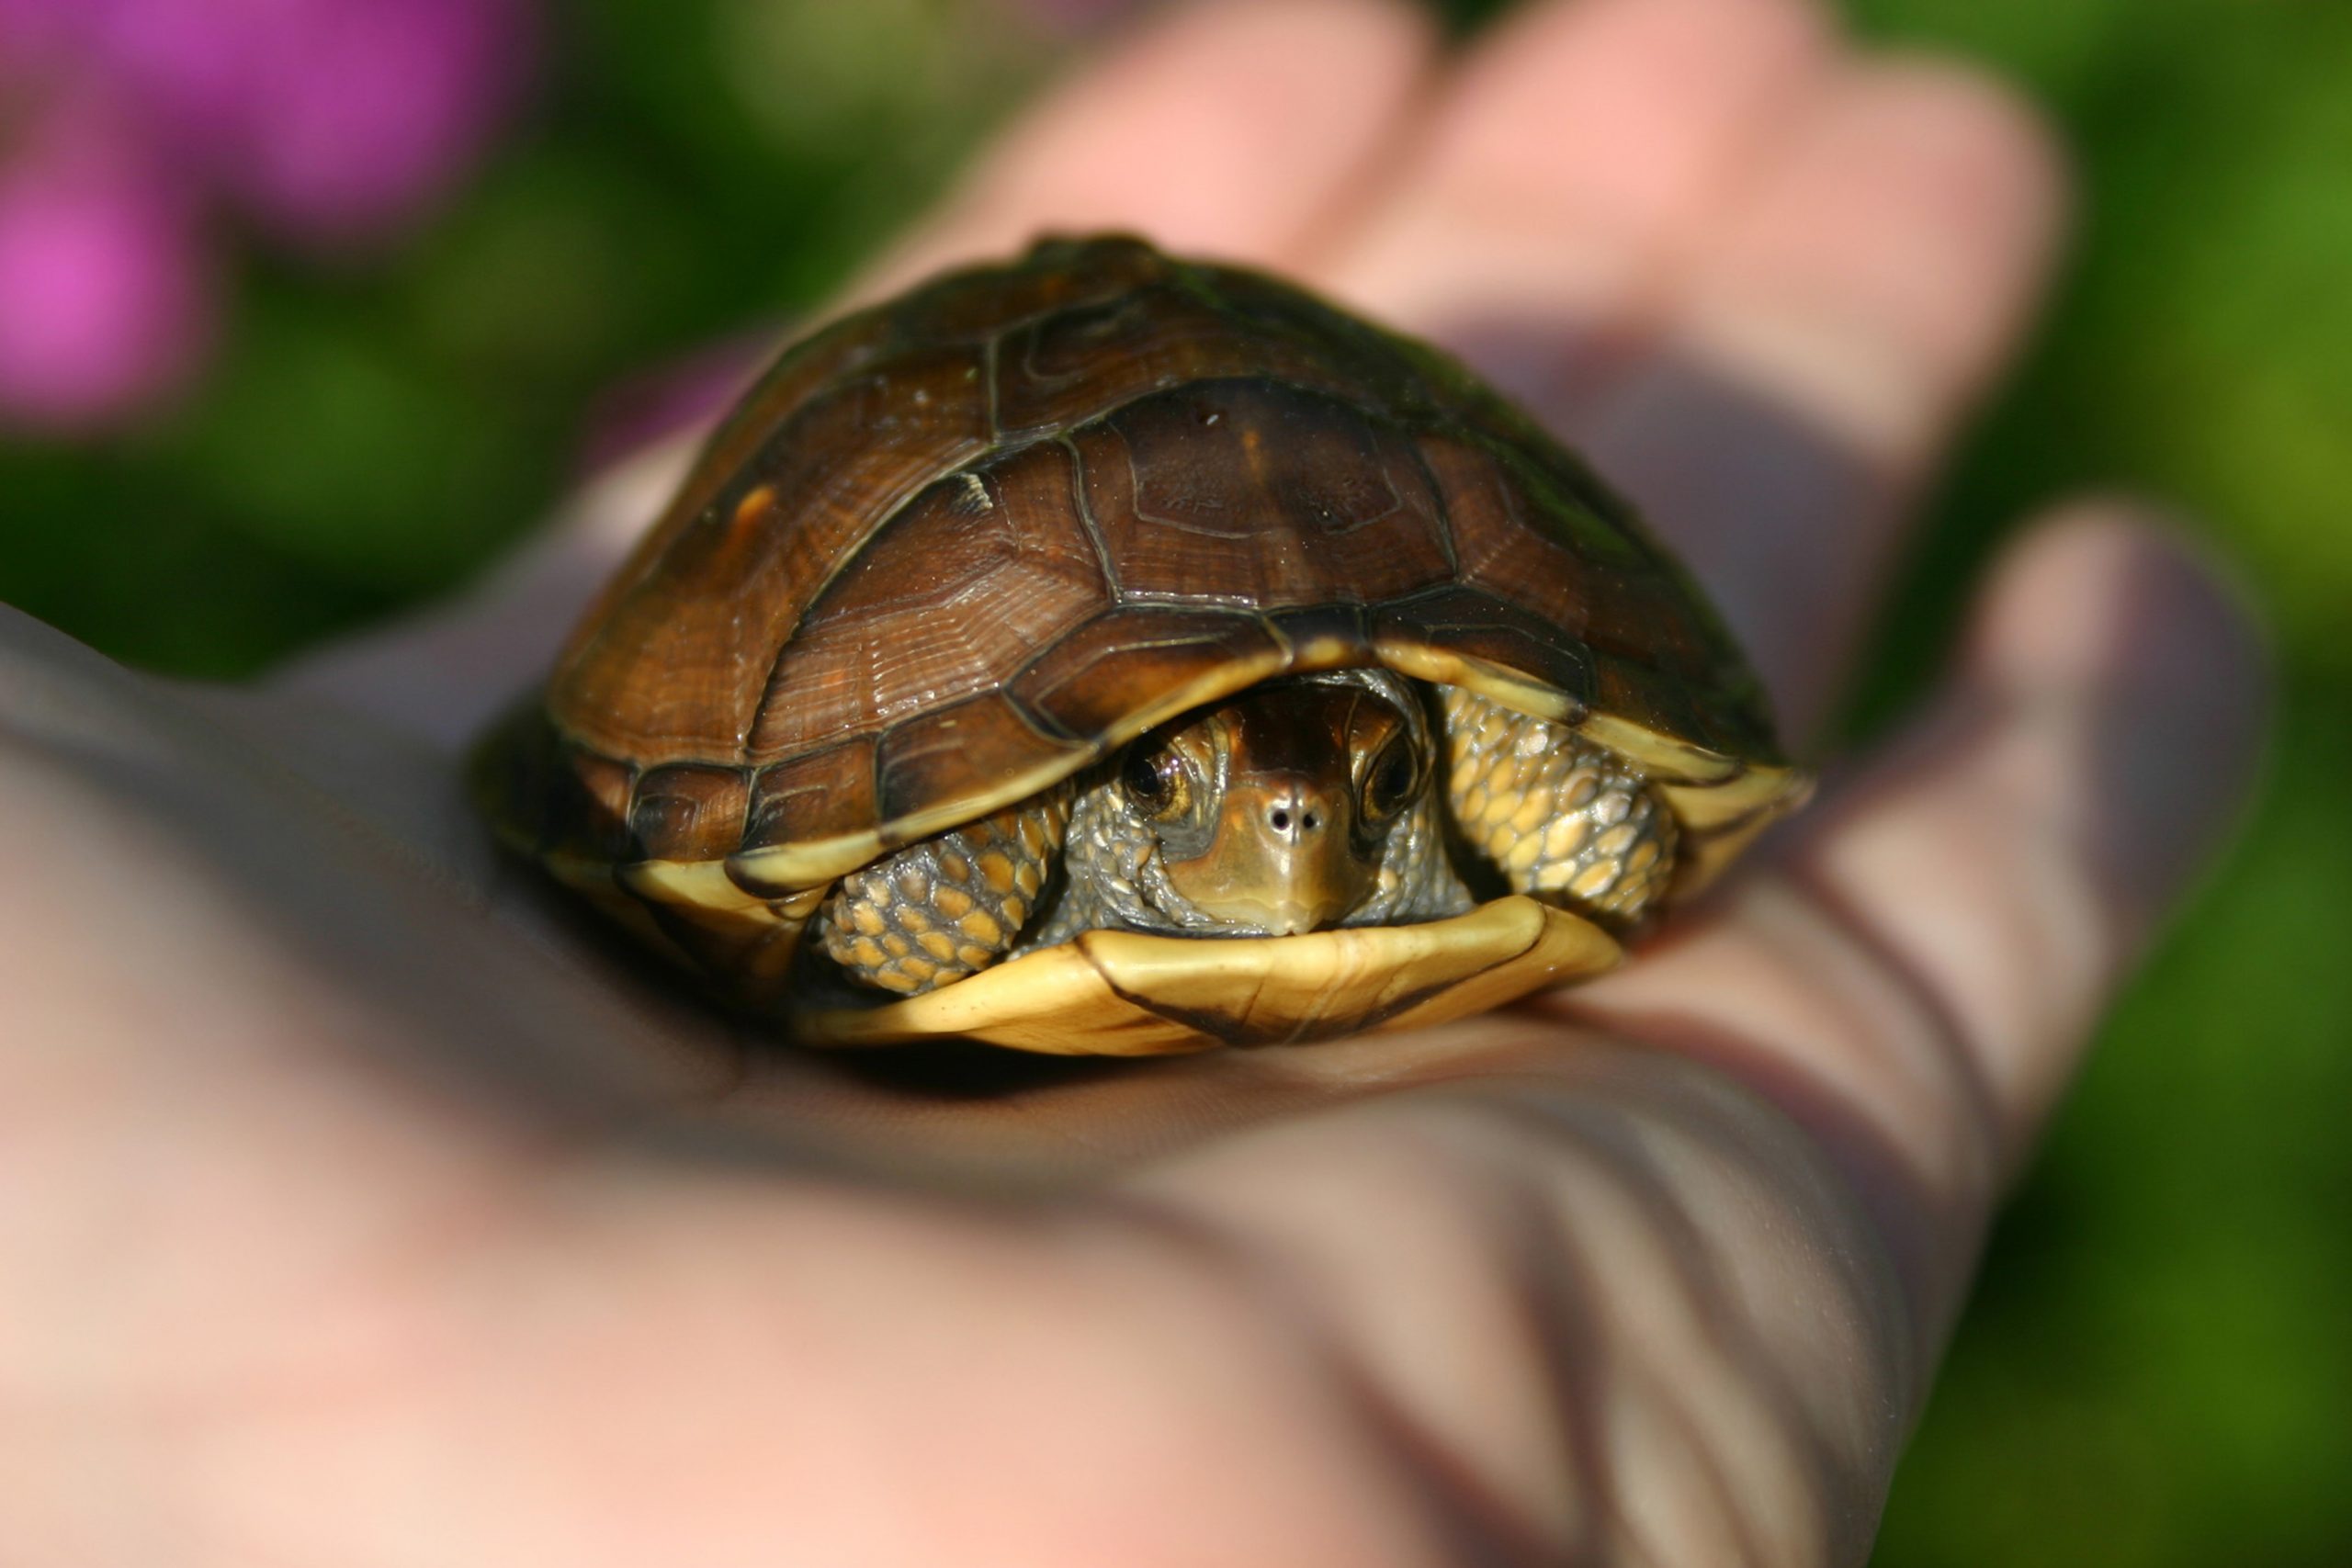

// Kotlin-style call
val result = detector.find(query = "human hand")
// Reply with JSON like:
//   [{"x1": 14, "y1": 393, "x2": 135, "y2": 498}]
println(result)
[{"x1": 0, "y1": 2, "x2": 2266, "y2": 1563}]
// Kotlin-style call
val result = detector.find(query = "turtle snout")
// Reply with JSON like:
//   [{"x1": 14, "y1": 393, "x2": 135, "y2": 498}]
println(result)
[
  {"x1": 1250, "y1": 783, "x2": 1350, "y2": 934},
  {"x1": 1161, "y1": 774, "x2": 1374, "y2": 936},
  {"x1": 1261, "y1": 786, "x2": 1328, "y2": 841}
]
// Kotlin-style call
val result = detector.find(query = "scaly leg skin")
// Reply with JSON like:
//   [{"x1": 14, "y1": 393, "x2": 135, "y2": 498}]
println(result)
[
  {"x1": 814, "y1": 786, "x2": 1072, "y2": 995},
  {"x1": 1439, "y1": 683, "x2": 1678, "y2": 926}
]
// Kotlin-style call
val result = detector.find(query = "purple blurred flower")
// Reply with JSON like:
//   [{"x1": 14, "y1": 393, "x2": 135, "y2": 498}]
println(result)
[
  {"x1": 0, "y1": 0, "x2": 532, "y2": 431},
  {"x1": 92, "y1": 0, "x2": 537, "y2": 246},
  {"x1": 0, "y1": 97, "x2": 210, "y2": 431}
]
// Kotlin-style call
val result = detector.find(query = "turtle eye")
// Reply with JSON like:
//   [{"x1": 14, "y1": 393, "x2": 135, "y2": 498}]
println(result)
[
  {"x1": 1363, "y1": 737, "x2": 1419, "y2": 822},
  {"x1": 1121, "y1": 744, "x2": 1190, "y2": 820}
]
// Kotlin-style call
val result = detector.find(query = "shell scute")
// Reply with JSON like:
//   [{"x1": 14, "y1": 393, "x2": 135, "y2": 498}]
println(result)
[
  {"x1": 872, "y1": 693, "x2": 1084, "y2": 831},
  {"x1": 1369, "y1": 587, "x2": 1598, "y2": 708},
  {"x1": 1414, "y1": 425, "x2": 1770, "y2": 760},
  {"x1": 628, "y1": 763, "x2": 752, "y2": 864},
  {"x1": 1419, "y1": 431, "x2": 1690, "y2": 673},
  {"x1": 593, "y1": 307, "x2": 900, "y2": 626},
  {"x1": 520, "y1": 233, "x2": 1798, "y2": 901},
  {"x1": 1263, "y1": 602, "x2": 1375, "y2": 665},
  {"x1": 746, "y1": 439, "x2": 1104, "y2": 759},
  {"x1": 553, "y1": 337, "x2": 996, "y2": 761},
  {"x1": 998, "y1": 282, "x2": 1376, "y2": 439},
  {"x1": 737, "y1": 739, "x2": 876, "y2": 862},
  {"x1": 1589, "y1": 649, "x2": 1744, "y2": 761},
  {"x1": 1072, "y1": 380, "x2": 1454, "y2": 607},
  {"x1": 1008, "y1": 606, "x2": 1290, "y2": 742},
  {"x1": 1167, "y1": 266, "x2": 1450, "y2": 425}
]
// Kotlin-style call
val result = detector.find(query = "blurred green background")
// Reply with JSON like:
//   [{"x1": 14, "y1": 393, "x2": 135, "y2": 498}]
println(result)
[{"x1": 2, "y1": 2, "x2": 2345, "y2": 1562}]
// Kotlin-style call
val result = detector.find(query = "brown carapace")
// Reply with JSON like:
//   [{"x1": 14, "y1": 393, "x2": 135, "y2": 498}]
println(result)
[{"x1": 474, "y1": 234, "x2": 1809, "y2": 1054}]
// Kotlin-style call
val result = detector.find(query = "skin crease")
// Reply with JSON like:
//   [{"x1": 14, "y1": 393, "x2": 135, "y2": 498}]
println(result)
[{"x1": 0, "y1": 1, "x2": 2269, "y2": 1564}]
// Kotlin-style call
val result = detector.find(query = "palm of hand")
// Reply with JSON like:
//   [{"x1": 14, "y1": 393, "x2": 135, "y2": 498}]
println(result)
[{"x1": 0, "y1": 2, "x2": 2262, "y2": 1563}]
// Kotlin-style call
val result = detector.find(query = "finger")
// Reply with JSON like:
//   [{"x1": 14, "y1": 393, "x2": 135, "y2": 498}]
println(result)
[
  {"x1": 1095, "y1": 1038, "x2": 1916, "y2": 1563},
  {"x1": 280, "y1": 0, "x2": 1435, "y2": 741},
  {"x1": 862, "y1": 0, "x2": 1435, "y2": 299},
  {"x1": 1566, "y1": 503, "x2": 2268, "y2": 1339},
  {"x1": 1319, "y1": 0, "x2": 1833, "y2": 414},
  {"x1": 0, "y1": 605, "x2": 738, "y2": 1391},
  {"x1": 1576, "y1": 59, "x2": 2066, "y2": 736}
]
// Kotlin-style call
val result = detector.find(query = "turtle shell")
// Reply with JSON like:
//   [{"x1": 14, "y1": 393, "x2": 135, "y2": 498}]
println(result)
[{"x1": 478, "y1": 234, "x2": 1805, "y2": 1043}]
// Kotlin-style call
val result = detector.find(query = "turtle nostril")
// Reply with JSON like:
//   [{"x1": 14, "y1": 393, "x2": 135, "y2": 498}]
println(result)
[
  {"x1": 1268, "y1": 807, "x2": 1291, "y2": 832},
  {"x1": 1299, "y1": 808, "x2": 1320, "y2": 832}
]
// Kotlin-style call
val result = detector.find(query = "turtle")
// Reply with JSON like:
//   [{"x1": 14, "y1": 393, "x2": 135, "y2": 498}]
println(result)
[{"x1": 473, "y1": 234, "x2": 1809, "y2": 1055}]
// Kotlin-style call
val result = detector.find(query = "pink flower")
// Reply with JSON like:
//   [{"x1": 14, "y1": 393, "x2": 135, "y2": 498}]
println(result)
[
  {"x1": 0, "y1": 98, "x2": 210, "y2": 431},
  {"x1": 0, "y1": 0, "x2": 533, "y2": 430},
  {"x1": 93, "y1": 0, "x2": 537, "y2": 247}
]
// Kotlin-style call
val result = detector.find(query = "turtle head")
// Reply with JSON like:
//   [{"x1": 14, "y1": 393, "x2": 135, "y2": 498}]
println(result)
[{"x1": 1117, "y1": 673, "x2": 1430, "y2": 936}]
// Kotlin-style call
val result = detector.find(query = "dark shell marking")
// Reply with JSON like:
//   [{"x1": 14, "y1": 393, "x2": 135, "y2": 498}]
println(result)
[{"x1": 497, "y1": 236, "x2": 1781, "y2": 899}]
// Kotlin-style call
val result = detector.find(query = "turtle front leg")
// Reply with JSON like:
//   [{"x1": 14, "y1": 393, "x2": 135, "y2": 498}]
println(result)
[
  {"x1": 814, "y1": 787, "x2": 1072, "y2": 995},
  {"x1": 1438, "y1": 684, "x2": 1677, "y2": 925}
]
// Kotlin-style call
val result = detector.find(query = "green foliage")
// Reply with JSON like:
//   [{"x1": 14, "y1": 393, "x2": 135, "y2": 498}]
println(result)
[
  {"x1": 1828, "y1": 4, "x2": 2352, "y2": 1564},
  {"x1": 3, "y1": 3, "x2": 2346, "y2": 1562},
  {"x1": 1875, "y1": 695, "x2": 2352, "y2": 1567},
  {"x1": 0, "y1": 0, "x2": 1039, "y2": 673}
]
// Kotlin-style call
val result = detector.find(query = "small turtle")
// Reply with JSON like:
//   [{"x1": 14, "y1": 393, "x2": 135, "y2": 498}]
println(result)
[{"x1": 474, "y1": 235, "x2": 1808, "y2": 1055}]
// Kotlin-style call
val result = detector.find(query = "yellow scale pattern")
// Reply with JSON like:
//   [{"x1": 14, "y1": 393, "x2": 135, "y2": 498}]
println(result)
[
  {"x1": 816, "y1": 786, "x2": 1072, "y2": 994},
  {"x1": 1439, "y1": 685, "x2": 1676, "y2": 924}
]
